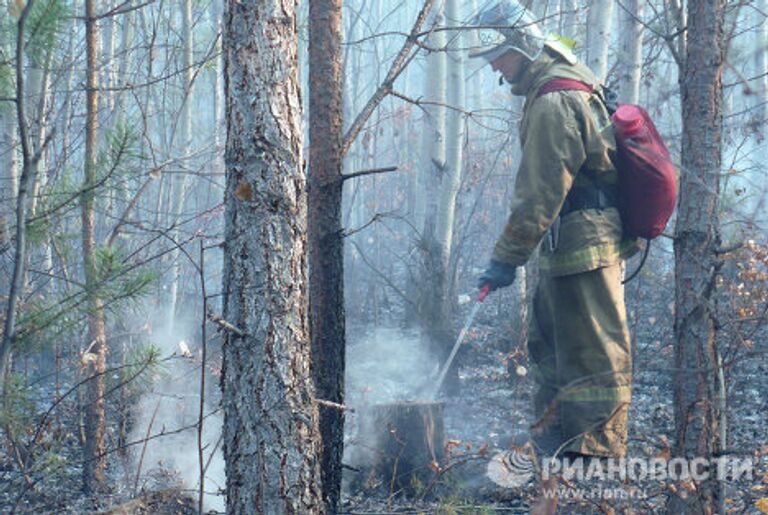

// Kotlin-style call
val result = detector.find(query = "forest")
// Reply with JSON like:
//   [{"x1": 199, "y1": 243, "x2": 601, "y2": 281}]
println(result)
[{"x1": 1, "y1": 0, "x2": 767, "y2": 513}]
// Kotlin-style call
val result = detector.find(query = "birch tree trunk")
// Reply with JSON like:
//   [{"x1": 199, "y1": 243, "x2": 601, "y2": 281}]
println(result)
[
  {"x1": 222, "y1": 0, "x2": 323, "y2": 511},
  {"x1": 415, "y1": 18, "x2": 446, "y2": 239},
  {"x1": 437, "y1": 0, "x2": 465, "y2": 280},
  {"x1": 416, "y1": 3, "x2": 449, "y2": 375},
  {"x1": 81, "y1": 0, "x2": 109, "y2": 493},
  {"x1": 209, "y1": 0, "x2": 223, "y2": 169},
  {"x1": 308, "y1": 0, "x2": 345, "y2": 511},
  {"x1": 618, "y1": 0, "x2": 644, "y2": 104},
  {"x1": 670, "y1": 0, "x2": 725, "y2": 512},
  {"x1": 430, "y1": 0, "x2": 466, "y2": 393},
  {"x1": 585, "y1": 0, "x2": 613, "y2": 81},
  {"x1": 167, "y1": 0, "x2": 194, "y2": 335}
]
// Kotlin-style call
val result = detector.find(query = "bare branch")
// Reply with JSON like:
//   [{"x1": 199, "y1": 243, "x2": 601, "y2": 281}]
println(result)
[
  {"x1": 315, "y1": 399, "x2": 355, "y2": 413},
  {"x1": 341, "y1": 165, "x2": 399, "y2": 181},
  {"x1": 207, "y1": 310, "x2": 246, "y2": 337},
  {"x1": 343, "y1": 213, "x2": 381, "y2": 238},
  {"x1": 341, "y1": 0, "x2": 436, "y2": 156}
]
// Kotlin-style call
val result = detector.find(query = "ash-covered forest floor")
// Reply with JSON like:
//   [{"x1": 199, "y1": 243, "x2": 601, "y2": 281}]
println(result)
[
  {"x1": 0, "y1": 306, "x2": 765, "y2": 514},
  {"x1": 341, "y1": 306, "x2": 768, "y2": 514}
]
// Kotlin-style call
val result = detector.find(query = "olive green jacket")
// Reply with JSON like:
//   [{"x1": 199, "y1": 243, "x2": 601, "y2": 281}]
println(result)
[{"x1": 492, "y1": 52, "x2": 639, "y2": 276}]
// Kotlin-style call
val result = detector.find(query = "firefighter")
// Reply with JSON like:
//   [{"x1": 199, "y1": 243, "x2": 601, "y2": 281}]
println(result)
[{"x1": 471, "y1": 0, "x2": 639, "y2": 459}]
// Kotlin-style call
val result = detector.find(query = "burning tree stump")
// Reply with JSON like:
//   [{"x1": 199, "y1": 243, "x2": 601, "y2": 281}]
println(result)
[{"x1": 368, "y1": 400, "x2": 445, "y2": 496}]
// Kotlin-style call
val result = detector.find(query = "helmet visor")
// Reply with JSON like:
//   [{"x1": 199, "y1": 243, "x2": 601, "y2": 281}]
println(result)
[{"x1": 468, "y1": 0, "x2": 545, "y2": 62}]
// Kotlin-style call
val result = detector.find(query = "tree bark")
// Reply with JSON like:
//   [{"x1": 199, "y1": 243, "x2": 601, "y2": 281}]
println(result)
[
  {"x1": 308, "y1": 0, "x2": 345, "y2": 511},
  {"x1": 222, "y1": 0, "x2": 323, "y2": 512},
  {"x1": 670, "y1": 0, "x2": 725, "y2": 512},
  {"x1": 81, "y1": 0, "x2": 109, "y2": 493}
]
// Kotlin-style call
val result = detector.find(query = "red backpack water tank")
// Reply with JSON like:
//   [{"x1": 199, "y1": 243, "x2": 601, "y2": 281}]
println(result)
[
  {"x1": 611, "y1": 104, "x2": 677, "y2": 238},
  {"x1": 536, "y1": 79, "x2": 678, "y2": 239}
]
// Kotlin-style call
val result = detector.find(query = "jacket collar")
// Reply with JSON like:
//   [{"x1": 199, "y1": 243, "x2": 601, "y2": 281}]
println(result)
[
  {"x1": 510, "y1": 52, "x2": 555, "y2": 97},
  {"x1": 509, "y1": 51, "x2": 599, "y2": 101}
]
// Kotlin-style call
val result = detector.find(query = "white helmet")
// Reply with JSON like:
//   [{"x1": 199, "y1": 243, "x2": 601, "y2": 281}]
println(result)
[{"x1": 468, "y1": 0, "x2": 577, "y2": 65}]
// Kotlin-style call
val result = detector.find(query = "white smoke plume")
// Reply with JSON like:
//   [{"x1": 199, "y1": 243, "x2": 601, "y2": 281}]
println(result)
[
  {"x1": 129, "y1": 324, "x2": 224, "y2": 513},
  {"x1": 343, "y1": 327, "x2": 439, "y2": 472}
]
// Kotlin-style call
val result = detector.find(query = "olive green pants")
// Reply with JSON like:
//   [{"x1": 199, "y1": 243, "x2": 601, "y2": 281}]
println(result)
[{"x1": 528, "y1": 263, "x2": 632, "y2": 458}]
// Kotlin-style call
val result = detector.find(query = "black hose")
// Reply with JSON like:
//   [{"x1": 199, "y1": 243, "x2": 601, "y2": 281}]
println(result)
[{"x1": 622, "y1": 238, "x2": 651, "y2": 284}]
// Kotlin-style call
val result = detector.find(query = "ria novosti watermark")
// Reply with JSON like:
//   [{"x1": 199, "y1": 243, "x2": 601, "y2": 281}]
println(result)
[
  {"x1": 487, "y1": 448, "x2": 754, "y2": 488},
  {"x1": 542, "y1": 455, "x2": 754, "y2": 482}
]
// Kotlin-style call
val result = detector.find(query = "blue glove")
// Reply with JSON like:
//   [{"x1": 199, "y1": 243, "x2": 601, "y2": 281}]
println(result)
[{"x1": 478, "y1": 259, "x2": 517, "y2": 292}]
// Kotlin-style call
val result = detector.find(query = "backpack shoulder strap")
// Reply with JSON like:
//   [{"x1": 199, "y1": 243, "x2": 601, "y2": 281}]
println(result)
[
  {"x1": 535, "y1": 78, "x2": 594, "y2": 98},
  {"x1": 536, "y1": 79, "x2": 620, "y2": 116}
]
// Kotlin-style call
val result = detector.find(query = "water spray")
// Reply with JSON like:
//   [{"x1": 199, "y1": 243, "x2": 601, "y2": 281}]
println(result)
[{"x1": 427, "y1": 284, "x2": 491, "y2": 400}]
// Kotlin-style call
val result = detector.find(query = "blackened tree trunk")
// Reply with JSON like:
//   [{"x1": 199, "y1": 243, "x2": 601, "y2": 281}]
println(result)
[
  {"x1": 308, "y1": 0, "x2": 345, "y2": 512},
  {"x1": 81, "y1": 0, "x2": 108, "y2": 493},
  {"x1": 221, "y1": 0, "x2": 323, "y2": 511},
  {"x1": 670, "y1": 0, "x2": 725, "y2": 512}
]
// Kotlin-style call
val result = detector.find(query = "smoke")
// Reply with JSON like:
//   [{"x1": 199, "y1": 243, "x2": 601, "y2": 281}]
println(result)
[
  {"x1": 343, "y1": 327, "x2": 439, "y2": 474},
  {"x1": 346, "y1": 327, "x2": 439, "y2": 405},
  {"x1": 129, "y1": 323, "x2": 225, "y2": 513},
  {"x1": 130, "y1": 325, "x2": 441, "y2": 505}
]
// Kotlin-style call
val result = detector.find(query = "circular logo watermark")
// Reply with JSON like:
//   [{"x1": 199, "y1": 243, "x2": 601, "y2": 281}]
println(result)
[{"x1": 486, "y1": 447, "x2": 535, "y2": 488}]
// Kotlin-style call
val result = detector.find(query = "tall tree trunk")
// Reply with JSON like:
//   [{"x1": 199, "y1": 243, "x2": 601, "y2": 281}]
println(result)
[
  {"x1": 209, "y1": 0, "x2": 223, "y2": 172},
  {"x1": 26, "y1": 42, "x2": 52, "y2": 218},
  {"x1": 81, "y1": 0, "x2": 108, "y2": 493},
  {"x1": 585, "y1": 0, "x2": 613, "y2": 81},
  {"x1": 436, "y1": 0, "x2": 464, "y2": 273},
  {"x1": 669, "y1": 0, "x2": 725, "y2": 512},
  {"x1": 167, "y1": 0, "x2": 194, "y2": 335},
  {"x1": 0, "y1": 1, "x2": 40, "y2": 383},
  {"x1": 221, "y1": 0, "x2": 323, "y2": 511},
  {"x1": 417, "y1": 7, "x2": 446, "y2": 236},
  {"x1": 417, "y1": 2, "x2": 447, "y2": 367},
  {"x1": 308, "y1": 0, "x2": 345, "y2": 511},
  {"x1": 618, "y1": 0, "x2": 644, "y2": 104},
  {"x1": 431, "y1": 0, "x2": 466, "y2": 393}
]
